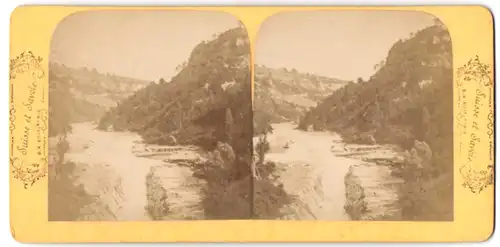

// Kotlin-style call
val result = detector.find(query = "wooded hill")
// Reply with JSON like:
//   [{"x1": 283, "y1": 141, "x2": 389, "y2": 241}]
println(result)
[
  {"x1": 299, "y1": 23, "x2": 453, "y2": 220},
  {"x1": 97, "y1": 27, "x2": 261, "y2": 218},
  {"x1": 300, "y1": 23, "x2": 452, "y2": 152},
  {"x1": 98, "y1": 27, "x2": 253, "y2": 161}
]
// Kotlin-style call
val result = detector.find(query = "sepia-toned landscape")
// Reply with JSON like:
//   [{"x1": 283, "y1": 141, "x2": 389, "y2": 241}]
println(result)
[
  {"x1": 253, "y1": 11, "x2": 453, "y2": 220},
  {"x1": 48, "y1": 11, "x2": 255, "y2": 220},
  {"x1": 48, "y1": 10, "x2": 453, "y2": 221}
]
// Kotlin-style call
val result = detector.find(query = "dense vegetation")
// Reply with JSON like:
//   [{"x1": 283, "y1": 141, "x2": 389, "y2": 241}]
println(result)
[
  {"x1": 48, "y1": 70, "x2": 73, "y2": 137},
  {"x1": 48, "y1": 161, "x2": 95, "y2": 221},
  {"x1": 99, "y1": 27, "x2": 290, "y2": 218},
  {"x1": 252, "y1": 129, "x2": 295, "y2": 218},
  {"x1": 299, "y1": 23, "x2": 453, "y2": 220},
  {"x1": 98, "y1": 28, "x2": 253, "y2": 161}
]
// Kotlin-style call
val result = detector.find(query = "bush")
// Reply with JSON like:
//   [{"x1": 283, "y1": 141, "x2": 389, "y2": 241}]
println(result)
[
  {"x1": 48, "y1": 161, "x2": 96, "y2": 221},
  {"x1": 145, "y1": 170, "x2": 170, "y2": 220},
  {"x1": 253, "y1": 179, "x2": 294, "y2": 219}
]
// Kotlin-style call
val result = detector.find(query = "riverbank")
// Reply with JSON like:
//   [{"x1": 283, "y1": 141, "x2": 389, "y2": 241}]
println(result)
[
  {"x1": 49, "y1": 122, "x2": 288, "y2": 220},
  {"x1": 260, "y1": 122, "x2": 410, "y2": 220},
  {"x1": 49, "y1": 122, "x2": 208, "y2": 220},
  {"x1": 49, "y1": 121, "x2": 427, "y2": 221}
]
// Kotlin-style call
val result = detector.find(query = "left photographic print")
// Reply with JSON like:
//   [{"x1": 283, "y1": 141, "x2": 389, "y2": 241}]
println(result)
[{"x1": 48, "y1": 10, "x2": 253, "y2": 221}]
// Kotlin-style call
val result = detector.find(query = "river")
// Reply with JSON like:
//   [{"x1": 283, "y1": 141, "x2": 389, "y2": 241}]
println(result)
[
  {"x1": 55, "y1": 121, "x2": 403, "y2": 221},
  {"x1": 59, "y1": 122, "x2": 205, "y2": 221},
  {"x1": 260, "y1": 122, "x2": 404, "y2": 220}
]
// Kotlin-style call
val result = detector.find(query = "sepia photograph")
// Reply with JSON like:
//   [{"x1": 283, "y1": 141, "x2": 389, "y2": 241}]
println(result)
[
  {"x1": 47, "y1": 9, "x2": 454, "y2": 222},
  {"x1": 48, "y1": 10, "x2": 254, "y2": 221},
  {"x1": 8, "y1": 3, "x2": 497, "y2": 243},
  {"x1": 253, "y1": 11, "x2": 453, "y2": 220}
]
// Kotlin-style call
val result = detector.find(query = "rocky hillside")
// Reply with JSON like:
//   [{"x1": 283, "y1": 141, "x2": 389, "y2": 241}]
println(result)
[
  {"x1": 98, "y1": 27, "x2": 253, "y2": 174},
  {"x1": 97, "y1": 27, "x2": 294, "y2": 219},
  {"x1": 300, "y1": 23, "x2": 453, "y2": 220},
  {"x1": 299, "y1": 24, "x2": 452, "y2": 147},
  {"x1": 48, "y1": 63, "x2": 150, "y2": 137},
  {"x1": 253, "y1": 65, "x2": 346, "y2": 135}
]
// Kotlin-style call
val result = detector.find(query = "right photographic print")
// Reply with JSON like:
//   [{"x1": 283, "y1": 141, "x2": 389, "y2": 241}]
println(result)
[{"x1": 253, "y1": 11, "x2": 453, "y2": 221}]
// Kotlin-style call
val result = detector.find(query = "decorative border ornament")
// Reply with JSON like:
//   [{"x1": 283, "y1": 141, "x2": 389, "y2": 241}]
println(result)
[
  {"x1": 456, "y1": 55, "x2": 494, "y2": 193},
  {"x1": 10, "y1": 51, "x2": 48, "y2": 189},
  {"x1": 10, "y1": 51, "x2": 44, "y2": 80}
]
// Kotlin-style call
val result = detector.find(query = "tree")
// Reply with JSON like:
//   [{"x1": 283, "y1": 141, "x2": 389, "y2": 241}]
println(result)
[
  {"x1": 159, "y1": 78, "x2": 167, "y2": 84},
  {"x1": 224, "y1": 107, "x2": 234, "y2": 144},
  {"x1": 252, "y1": 133, "x2": 269, "y2": 180},
  {"x1": 357, "y1": 77, "x2": 364, "y2": 84},
  {"x1": 421, "y1": 106, "x2": 431, "y2": 140},
  {"x1": 175, "y1": 62, "x2": 187, "y2": 72},
  {"x1": 56, "y1": 136, "x2": 70, "y2": 164}
]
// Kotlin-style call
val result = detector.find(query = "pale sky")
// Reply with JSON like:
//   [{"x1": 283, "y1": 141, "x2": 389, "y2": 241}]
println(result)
[
  {"x1": 256, "y1": 11, "x2": 438, "y2": 81},
  {"x1": 50, "y1": 11, "x2": 240, "y2": 81}
]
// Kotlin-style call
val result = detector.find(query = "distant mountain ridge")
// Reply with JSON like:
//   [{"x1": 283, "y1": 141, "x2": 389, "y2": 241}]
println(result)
[
  {"x1": 253, "y1": 65, "x2": 347, "y2": 134},
  {"x1": 48, "y1": 62, "x2": 150, "y2": 136},
  {"x1": 50, "y1": 62, "x2": 150, "y2": 106}
]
